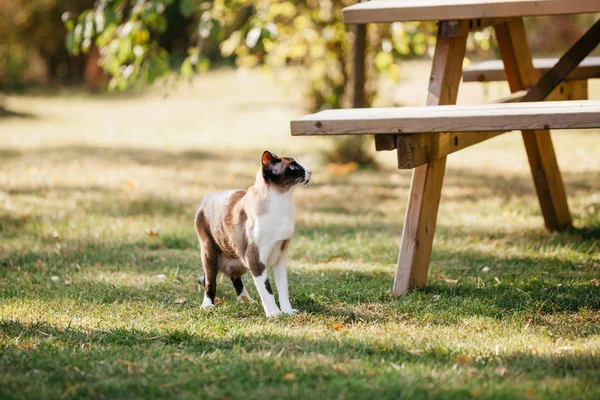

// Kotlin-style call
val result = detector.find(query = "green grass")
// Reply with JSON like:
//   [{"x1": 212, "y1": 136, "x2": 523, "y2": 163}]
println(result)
[{"x1": 1, "y1": 66, "x2": 600, "y2": 399}]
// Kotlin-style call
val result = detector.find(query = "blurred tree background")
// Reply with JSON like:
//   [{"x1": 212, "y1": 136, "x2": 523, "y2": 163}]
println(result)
[{"x1": 0, "y1": 0, "x2": 596, "y2": 162}]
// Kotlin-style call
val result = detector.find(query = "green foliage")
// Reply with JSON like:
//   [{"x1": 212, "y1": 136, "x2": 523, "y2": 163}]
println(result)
[{"x1": 64, "y1": 0, "x2": 440, "y2": 110}]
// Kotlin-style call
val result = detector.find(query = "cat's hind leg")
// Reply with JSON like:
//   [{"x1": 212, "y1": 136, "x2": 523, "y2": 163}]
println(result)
[
  {"x1": 231, "y1": 276, "x2": 254, "y2": 303},
  {"x1": 199, "y1": 242, "x2": 219, "y2": 308},
  {"x1": 196, "y1": 212, "x2": 219, "y2": 309}
]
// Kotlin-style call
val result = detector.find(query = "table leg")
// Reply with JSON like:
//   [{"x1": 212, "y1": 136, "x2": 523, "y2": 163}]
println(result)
[
  {"x1": 393, "y1": 20, "x2": 468, "y2": 295},
  {"x1": 495, "y1": 19, "x2": 572, "y2": 231}
]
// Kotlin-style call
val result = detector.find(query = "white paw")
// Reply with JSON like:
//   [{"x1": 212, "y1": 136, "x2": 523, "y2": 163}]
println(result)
[
  {"x1": 201, "y1": 297, "x2": 214, "y2": 309},
  {"x1": 281, "y1": 308, "x2": 298, "y2": 315},
  {"x1": 265, "y1": 309, "x2": 282, "y2": 318}
]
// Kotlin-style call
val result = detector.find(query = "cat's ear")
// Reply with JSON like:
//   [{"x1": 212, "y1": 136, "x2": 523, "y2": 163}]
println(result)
[{"x1": 261, "y1": 151, "x2": 280, "y2": 166}]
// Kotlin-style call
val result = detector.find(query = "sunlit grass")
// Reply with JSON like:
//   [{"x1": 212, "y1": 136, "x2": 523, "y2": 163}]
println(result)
[{"x1": 1, "y1": 66, "x2": 600, "y2": 399}]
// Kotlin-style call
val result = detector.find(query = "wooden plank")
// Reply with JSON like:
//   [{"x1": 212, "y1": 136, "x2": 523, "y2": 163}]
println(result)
[
  {"x1": 393, "y1": 20, "x2": 468, "y2": 295},
  {"x1": 495, "y1": 18, "x2": 572, "y2": 231},
  {"x1": 521, "y1": 19, "x2": 600, "y2": 102},
  {"x1": 343, "y1": 0, "x2": 600, "y2": 24},
  {"x1": 290, "y1": 100, "x2": 600, "y2": 135},
  {"x1": 395, "y1": 81, "x2": 587, "y2": 169},
  {"x1": 463, "y1": 56, "x2": 600, "y2": 82}
]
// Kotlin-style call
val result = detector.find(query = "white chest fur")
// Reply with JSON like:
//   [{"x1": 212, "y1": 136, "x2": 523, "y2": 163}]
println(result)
[{"x1": 250, "y1": 188, "x2": 296, "y2": 267}]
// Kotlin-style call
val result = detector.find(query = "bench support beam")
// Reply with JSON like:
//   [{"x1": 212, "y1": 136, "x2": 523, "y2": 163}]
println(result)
[
  {"x1": 393, "y1": 20, "x2": 468, "y2": 295},
  {"x1": 374, "y1": 17, "x2": 509, "y2": 152},
  {"x1": 495, "y1": 18, "x2": 572, "y2": 231}
]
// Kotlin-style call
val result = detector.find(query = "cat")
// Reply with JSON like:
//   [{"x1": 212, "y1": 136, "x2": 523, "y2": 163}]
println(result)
[{"x1": 194, "y1": 151, "x2": 311, "y2": 317}]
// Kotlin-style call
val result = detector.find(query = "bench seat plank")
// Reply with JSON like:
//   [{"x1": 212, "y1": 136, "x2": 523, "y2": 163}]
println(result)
[
  {"x1": 464, "y1": 56, "x2": 600, "y2": 82},
  {"x1": 291, "y1": 100, "x2": 600, "y2": 135},
  {"x1": 343, "y1": 0, "x2": 600, "y2": 24}
]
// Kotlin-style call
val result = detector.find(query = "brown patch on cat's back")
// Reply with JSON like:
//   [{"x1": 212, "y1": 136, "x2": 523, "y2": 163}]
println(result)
[
  {"x1": 220, "y1": 190, "x2": 248, "y2": 258},
  {"x1": 224, "y1": 190, "x2": 247, "y2": 227}
]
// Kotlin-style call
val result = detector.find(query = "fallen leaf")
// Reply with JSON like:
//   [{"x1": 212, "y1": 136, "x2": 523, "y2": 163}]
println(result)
[
  {"x1": 495, "y1": 366, "x2": 509, "y2": 377},
  {"x1": 482, "y1": 266, "x2": 491, "y2": 273},
  {"x1": 325, "y1": 162, "x2": 358, "y2": 176},
  {"x1": 526, "y1": 387, "x2": 535, "y2": 398},
  {"x1": 64, "y1": 279, "x2": 72, "y2": 285},
  {"x1": 50, "y1": 276, "x2": 59, "y2": 282},
  {"x1": 494, "y1": 277, "x2": 501, "y2": 284},
  {"x1": 146, "y1": 227, "x2": 159, "y2": 238},
  {"x1": 155, "y1": 274, "x2": 166, "y2": 281},
  {"x1": 444, "y1": 278, "x2": 458, "y2": 285},
  {"x1": 333, "y1": 324, "x2": 344, "y2": 331},
  {"x1": 214, "y1": 297, "x2": 224, "y2": 304},
  {"x1": 591, "y1": 279, "x2": 599, "y2": 287},
  {"x1": 52, "y1": 231, "x2": 60, "y2": 241},
  {"x1": 283, "y1": 372, "x2": 297, "y2": 382},
  {"x1": 454, "y1": 354, "x2": 472, "y2": 365},
  {"x1": 434, "y1": 274, "x2": 442, "y2": 279},
  {"x1": 174, "y1": 297, "x2": 187, "y2": 304}
]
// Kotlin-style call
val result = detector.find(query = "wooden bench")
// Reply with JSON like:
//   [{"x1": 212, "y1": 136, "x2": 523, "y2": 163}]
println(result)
[
  {"x1": 463, "y1": 57, "x2": 600, "y2": 101},
  {"x1": 291, "y1": 100, "x2": 600, "y2": 168},
  {"x1": 292, "y1": 0, "x2": 600, "y2": 296},
  {"x1": 291, "y1": 100, "x2": 600, "y2": 136}
]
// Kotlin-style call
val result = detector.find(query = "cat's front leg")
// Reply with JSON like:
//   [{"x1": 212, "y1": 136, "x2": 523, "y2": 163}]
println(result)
[
  {"x1": 272, "y1": 242, "x2": 296, "y2": 315},
  {"x1": 245, "y1": 245, "x2": 281, "y2": 317}
]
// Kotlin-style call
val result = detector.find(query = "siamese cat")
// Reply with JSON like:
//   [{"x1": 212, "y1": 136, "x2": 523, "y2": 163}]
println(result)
[{"x1": 195, "y1": 151, "x2": 311, "y2": 317}]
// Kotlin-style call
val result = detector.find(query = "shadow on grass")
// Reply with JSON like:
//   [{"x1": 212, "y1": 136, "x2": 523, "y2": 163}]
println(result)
[
  {"x1": 15, "y1": 145, "x2": 215, "y2": 167},
  {"x1": 1, "y1": 320, "x2": 598, "y2": 391},
  {"x1": 1, "y1": 241, "x2": 598, "y2": 329}
]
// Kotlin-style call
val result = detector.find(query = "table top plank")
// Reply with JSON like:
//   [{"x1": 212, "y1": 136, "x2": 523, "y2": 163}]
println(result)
[
  {"x1": 291, "y1": 100, "x2": 600, "y2": 135},
  {"x1": 343, "y1": 0, "x2": 600, "y2": 24}
]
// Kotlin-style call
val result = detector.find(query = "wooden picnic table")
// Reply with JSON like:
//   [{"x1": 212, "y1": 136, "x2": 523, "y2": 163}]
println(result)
[{"x1": 291, "y1": 0, "x2": 600, "y2": 295}]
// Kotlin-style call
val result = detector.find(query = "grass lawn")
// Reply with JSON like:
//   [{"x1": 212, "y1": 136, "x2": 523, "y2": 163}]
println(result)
[{"x1": 1, "y1": 66, "x2": 600, "y2": 399}]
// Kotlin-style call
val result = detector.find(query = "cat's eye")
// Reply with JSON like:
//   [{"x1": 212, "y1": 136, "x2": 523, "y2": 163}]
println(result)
[{"x1": 289, "y1": 165, "x2": 295, "y2": 170}]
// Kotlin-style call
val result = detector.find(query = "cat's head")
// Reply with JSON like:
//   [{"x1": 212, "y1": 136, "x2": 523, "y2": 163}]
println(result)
[{"x1": 261, "y1": 150, "x2": 312, "y2": 190}]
